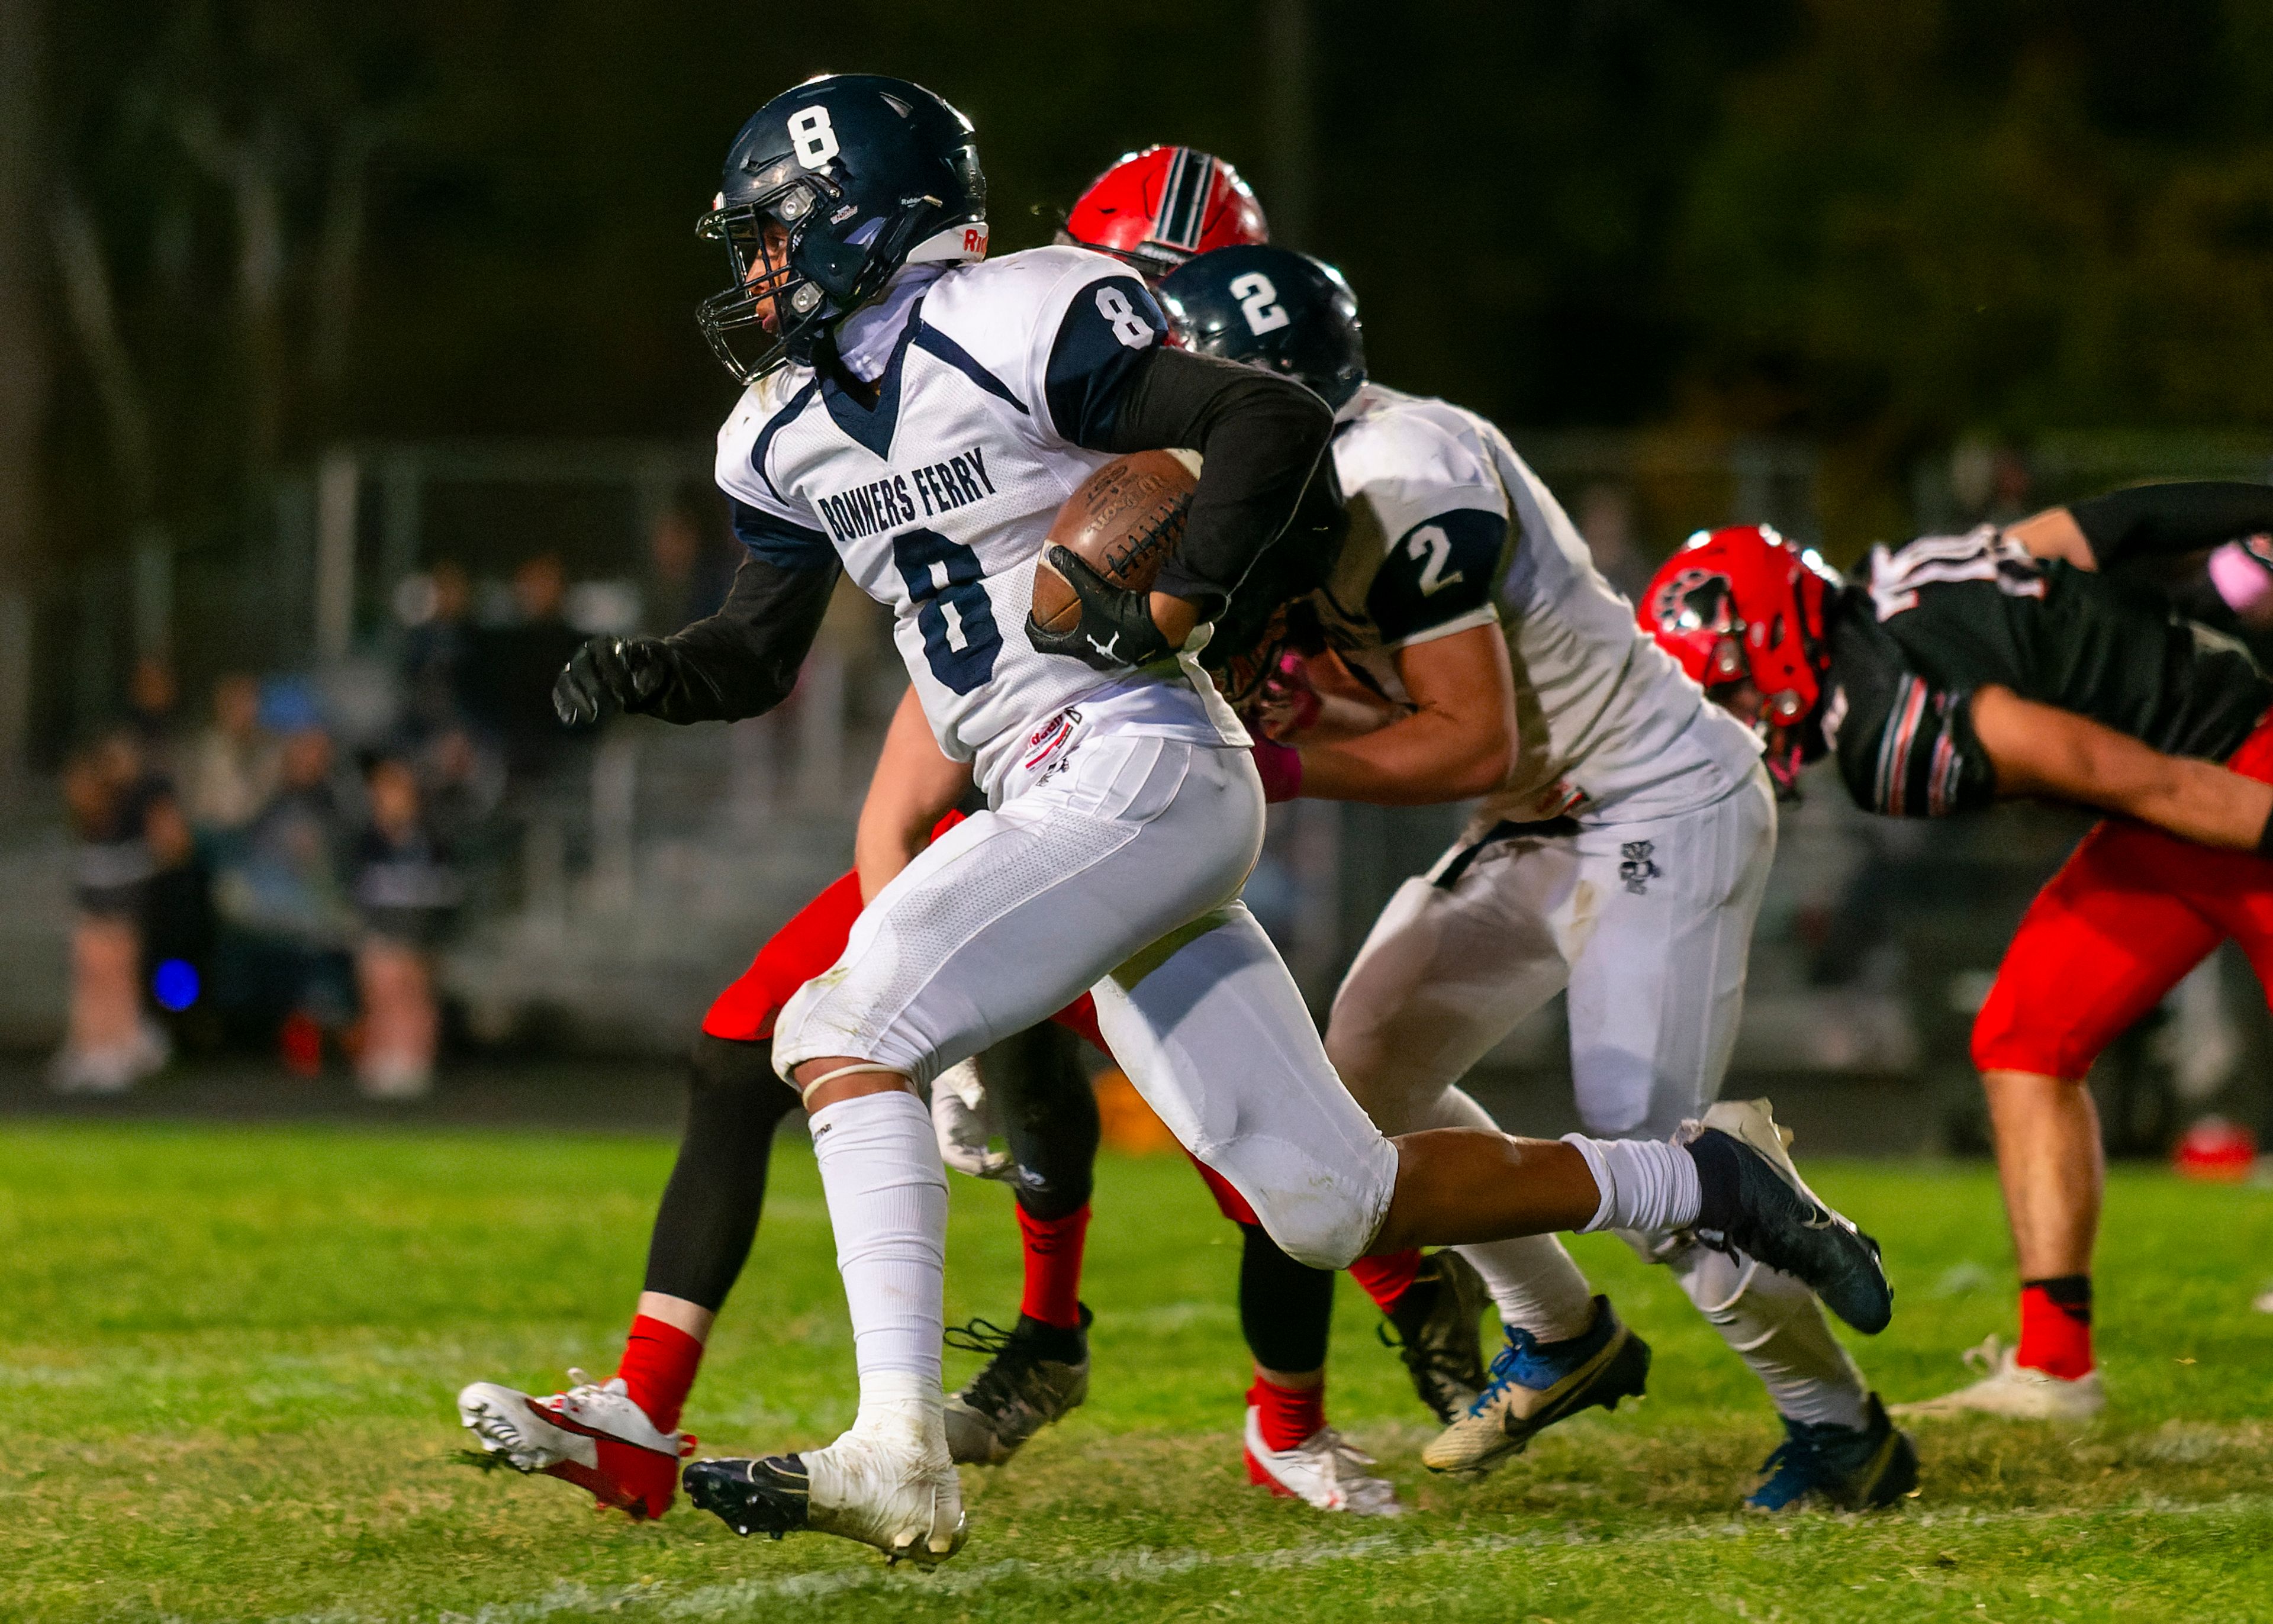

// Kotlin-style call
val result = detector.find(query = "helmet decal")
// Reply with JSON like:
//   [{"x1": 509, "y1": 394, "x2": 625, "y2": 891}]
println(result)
[
  {"x1": 1648, "y1": 565, "x2": 1736, "y2": 637},
  {"x1": 1157, "y1": 245, "x2": 1367, "y2": 408},
  {"x1": 1152, "y1": 147, "x2": 1217, "y2": 253},
  {"x1": 1062, "y1": 146, "x2": 1268, "y2": 281}
]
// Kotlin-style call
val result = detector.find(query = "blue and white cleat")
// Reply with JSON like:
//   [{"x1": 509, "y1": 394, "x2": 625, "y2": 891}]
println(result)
[
  {"x1": 1420, "y1": 1295, "x2": 1651, "y2": 1476},
  {"x1": 1746, "y1": 1393, "x2": 1919, "y2": 1512}
]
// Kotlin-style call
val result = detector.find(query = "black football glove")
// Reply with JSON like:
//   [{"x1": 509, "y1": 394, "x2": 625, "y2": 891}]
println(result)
[
  {"x1": 553, "y1": 635, "x2": 678, "y2": 726},
  {"x1": 1025, "y1": 545, "x2": 1178, "y2": 673}
]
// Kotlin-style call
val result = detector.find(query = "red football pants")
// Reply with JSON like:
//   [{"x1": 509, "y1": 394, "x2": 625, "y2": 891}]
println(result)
[{"x1": 1972, "y1": 711, "x2": 2273, "y2": 1079}]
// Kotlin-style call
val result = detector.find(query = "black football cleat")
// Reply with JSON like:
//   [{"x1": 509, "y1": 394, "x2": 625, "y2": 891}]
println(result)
[
  {"x1": 942, "y1": 1306, "x2": 1092, "y2": 1466},
  {"x1": 1747, "y1": 1393, "x2": 1920, "y2": 1512},
  {"x1": 1682, "y1": 1100, "x2": 1894, "y2": 1335},
  {"x1": 1377, "y1": 1250, "x2": 1491, "y2": 1426},
  {"x1": 684, "y1": 1454, "x2": 810, "y2": 1541}
]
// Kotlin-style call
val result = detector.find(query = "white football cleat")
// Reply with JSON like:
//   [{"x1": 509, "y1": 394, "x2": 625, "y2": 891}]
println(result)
[
  {"x1": 1892, "y1": 1336, "x2": 2105, "y2": 1422},
  {"x1": 1242, "y1": 1409, "x2": 1405, "y2": 1517},
  {"x1": 687, "y1": 1428, "x2": 967, "y2": 1564},
  {"x1": 457, "y1": 1371, "x2": 691, "y2": 1519},
  {"x1": 2255, "y1": 1287, "x2": 2273, "y2": 1315},
  {"x1": 687, "y1": 1385, "x2": 965, "y2": 1565}
]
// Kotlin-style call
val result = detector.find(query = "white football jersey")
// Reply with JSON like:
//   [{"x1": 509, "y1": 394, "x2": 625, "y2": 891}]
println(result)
[
  {"x1": 1322, "y1": 384, "x2": 1760, "y2": 821},
  {"x1": 714, "y1": 246, "x2": 1244, "y2": 798}
]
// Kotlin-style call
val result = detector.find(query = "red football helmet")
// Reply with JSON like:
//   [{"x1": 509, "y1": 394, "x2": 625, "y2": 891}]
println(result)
[
  {"x1": 1060, "y1": 146, "x2": 1268, "y2": 282},
  {"x1": 1638, "y1": 524, "x2": 1840, "y2": 790}
]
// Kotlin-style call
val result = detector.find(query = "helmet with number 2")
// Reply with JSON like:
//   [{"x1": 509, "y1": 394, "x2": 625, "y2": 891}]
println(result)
[
  {"x1": 1638, "y1": 524, "x2": 1840, "y2": 794},
  {"x1": 1061, "y1": 146, "x2": 1268, "y2": 283},
  {"x1": 697, "y1": 74, "x2": 987, "y2": 384},
  {"x1": 1157, "y1": 245, "x2": 1366, "y2": 409}
]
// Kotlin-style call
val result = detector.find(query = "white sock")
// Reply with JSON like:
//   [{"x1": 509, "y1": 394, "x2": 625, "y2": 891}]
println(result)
[
  {"x1": 809, "y1": 1090, "x2": 949, "y2": 1410},
  {"x1": 1562, "y1": 1134, "x2": 1700, "y2": 1235},
  {"x1": 1668, "y1": 1240, "x2": 1869, "y2": 1429},
  {"x1": 1457, "y1": 1234, "x2": 1599, "y2": 1343}
]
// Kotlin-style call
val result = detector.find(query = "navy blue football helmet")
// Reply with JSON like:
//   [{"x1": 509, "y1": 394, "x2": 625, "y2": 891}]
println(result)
[
  {"x1": 697, "y1": 74, "x2": 987, "y2": 383},
  {"x1": 1157, "y1": 245, "x2": 1366, "y2": 408}
]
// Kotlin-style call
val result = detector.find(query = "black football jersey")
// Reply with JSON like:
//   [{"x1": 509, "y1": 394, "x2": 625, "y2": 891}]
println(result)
[{"x1": 1821, "y1": 527, "x2": 2272, "y2": 817}]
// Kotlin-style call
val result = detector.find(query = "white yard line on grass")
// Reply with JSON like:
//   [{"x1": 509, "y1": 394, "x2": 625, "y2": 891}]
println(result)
[{"x1": 249, "y1": 1492, "x2": 2273, "y2": 1624}]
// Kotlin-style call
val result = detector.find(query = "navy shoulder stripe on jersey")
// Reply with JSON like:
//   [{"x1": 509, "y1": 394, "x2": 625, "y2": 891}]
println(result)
[
  {"x1": 749, "y1": 381, "x2": 820, "y2": 504},
  {"x1": 913, "y1": 324, "x2": 1028, "y2": 414},
  {"x1": 730, "y1": 497, "x2": 834, "y2": 571},
  {"x1": 1044, "y1": 273, "x2": 1166, "y2": 448},
  {"x1": 1367, "y1": 507, "x2": 1505, "y2": 644}
]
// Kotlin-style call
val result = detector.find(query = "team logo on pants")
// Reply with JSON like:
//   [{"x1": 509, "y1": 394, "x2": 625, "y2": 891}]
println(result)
[{"x1": 1620, "y1": 840, "x2": 1662, "y2": 895}]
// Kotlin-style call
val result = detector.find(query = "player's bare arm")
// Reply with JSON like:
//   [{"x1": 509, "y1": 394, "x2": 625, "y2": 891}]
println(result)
[
  {"x1": 854, "y1": 686, "x2": 973, "y2": 903},
  {"x1": 1968, "y1": 684, "x2": 2273, "y2": 852},
  {"x1": 1279, "y1": 624, "x2": 1515, "y2": 804},
  {"x1": 2009, "y1": 481, "x2": 2273, "y2": 575}
]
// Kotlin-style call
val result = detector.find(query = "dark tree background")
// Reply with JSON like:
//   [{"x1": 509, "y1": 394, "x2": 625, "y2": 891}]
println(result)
[{"x1": 22, "y1": 0, "x2": 2273, "y2": 574}]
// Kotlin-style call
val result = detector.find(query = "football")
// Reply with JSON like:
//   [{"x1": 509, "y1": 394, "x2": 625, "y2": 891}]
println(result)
[{"x1": 1029, "y1": 449, "x2": 1199, "y2": 634}]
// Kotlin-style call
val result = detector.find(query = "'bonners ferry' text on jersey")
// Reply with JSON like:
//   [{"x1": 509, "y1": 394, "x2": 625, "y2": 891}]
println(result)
[
  {"x1": 713, "y1": 246, "x2": 1243, "y2": 798},
  {"x1": 1316, "y1": 382, "x2": 1761, "y2": 822}
]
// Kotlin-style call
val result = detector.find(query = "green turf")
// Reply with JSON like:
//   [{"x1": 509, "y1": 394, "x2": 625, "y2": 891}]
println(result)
[{"x1": 4, "y1": 1122, "x2": 2272, "y2": 1622}]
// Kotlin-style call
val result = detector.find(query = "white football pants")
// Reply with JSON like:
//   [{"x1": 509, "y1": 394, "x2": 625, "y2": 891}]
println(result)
[
  {"x1": 1327, "y1": 765, "x2": 1869, "y2": 1426},
  {"x1": 776, "y1": 723, "x2": 1399, "y2": 1270}
]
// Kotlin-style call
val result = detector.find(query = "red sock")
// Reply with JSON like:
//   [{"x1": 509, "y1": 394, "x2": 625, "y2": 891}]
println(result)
[
  {"x1": 616, "y1": 1314, "x2": 705, "y2": 1434},
  {"x1": 1347, "y1": 1249, "x2": 1422, "y2": 1315},
  {"x1": 2016, "y1": 1275, "x2": 2094, "y2": 1381},
  {"x1": 1017, "y1": 1203, "x2": 1090, "y2": 1329},
  {"x1": 1247, "y1": 1374, "x2": 1326, "y2": 1452}
]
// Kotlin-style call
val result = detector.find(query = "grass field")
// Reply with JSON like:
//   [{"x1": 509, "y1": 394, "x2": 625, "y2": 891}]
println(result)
[{"x1": 5, "y1": 1121, "x2": 2273, "y2": 1622}]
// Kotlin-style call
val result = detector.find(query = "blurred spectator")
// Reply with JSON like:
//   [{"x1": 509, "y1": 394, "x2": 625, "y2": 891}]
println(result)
[
  {"x1": 416, "y1": 724, "x2": 507, "y2": 855},
  {"x1": 183, "y1": 673, "x2": 281, "y2": 836},
  {"x1": 212, "y1": 720, "x2": 358, "y2": 1069},
  {"x1": 51, "y1": 731, "x2": 184, "y2": 1093},
  {"x1": 646, "y1": 503, "x2": 734, "y2": 632},
  {"x1": 125, "y1": 655, "x2": 181, "y2": 778},
  {"x1": 397, "y1": 560, "x2": 477, "y2": 737},
  {"x1": 464, "y1": 553, "x2": 585, "y2": 777},
  {"x1": 352, "y1": 755, "x2": 463, "y2": 1100}
]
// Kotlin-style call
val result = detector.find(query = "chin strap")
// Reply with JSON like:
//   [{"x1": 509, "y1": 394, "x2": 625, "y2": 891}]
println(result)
[{"x1": 799, "y1": 1062, "x2": 912, "y2": 1109}]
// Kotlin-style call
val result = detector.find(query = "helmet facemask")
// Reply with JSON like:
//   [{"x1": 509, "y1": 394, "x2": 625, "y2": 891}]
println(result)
[{"x1": 696, "y1": 169, "x2": 949, "y2": 384}]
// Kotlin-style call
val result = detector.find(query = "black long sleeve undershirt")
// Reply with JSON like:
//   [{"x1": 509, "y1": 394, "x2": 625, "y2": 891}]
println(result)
[
  {"x1": 1093, "y1": 347, "x2": 1334, "y2": 618},
  {"x1": 2069, "y1": 480, "x2": 2273, "y2": 572},
  {"x1": 638, "y1": 554, "x2": 841, "y2": 725}
]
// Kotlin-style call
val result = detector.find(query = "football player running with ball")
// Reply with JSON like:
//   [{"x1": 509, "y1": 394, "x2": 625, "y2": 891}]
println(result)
[
  {"x1": 456, "y1": 143, "x2": 1457, "y2": 1524},
  {"x1": 1641, "y1": 493, "x2": 2273, "y2": 1423},
  {"x1": 465, "y1": 75, "x2": 1889, "y2": 1567}
]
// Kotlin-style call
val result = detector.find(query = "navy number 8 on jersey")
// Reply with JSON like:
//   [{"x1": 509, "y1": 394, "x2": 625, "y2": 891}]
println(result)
[{"x1": 892, "y1": 528, "x2": 1003, "y2": 694}]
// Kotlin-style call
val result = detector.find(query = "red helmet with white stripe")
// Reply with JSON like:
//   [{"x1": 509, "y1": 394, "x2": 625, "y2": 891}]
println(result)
[
  {"x1": 1639, "y1": 524, "x2": 1840, "y2": 791},
  {"x1": 1060, "y1": 146, "x2": 1268, "y2": 283}
]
